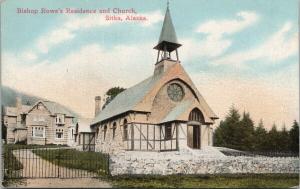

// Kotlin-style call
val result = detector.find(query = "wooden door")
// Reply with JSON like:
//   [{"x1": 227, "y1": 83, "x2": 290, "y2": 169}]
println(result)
[{"x1": 193, "y1": 125, "x2": 200, "y2": 149}]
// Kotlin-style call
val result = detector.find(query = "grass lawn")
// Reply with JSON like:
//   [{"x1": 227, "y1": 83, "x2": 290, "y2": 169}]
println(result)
[
  {"x1": 32, "y1": 148, "x2": 109, "y2": 175},
  {"x1": 108, "y1": 174, "x2": 299, "y2": 188}
]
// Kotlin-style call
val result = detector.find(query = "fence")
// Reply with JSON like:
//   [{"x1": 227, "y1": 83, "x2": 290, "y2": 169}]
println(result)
[{"x1": 3, "y1": 145, "x2": 110, "y2": 179}]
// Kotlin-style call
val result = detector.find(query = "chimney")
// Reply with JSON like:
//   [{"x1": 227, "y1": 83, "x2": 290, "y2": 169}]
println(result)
[
  {"x1": 16, "y1": 96, "x2": 22, "y2": 110},
  {"x1": 16, "y1": 96, "x2": 22, "y2": 127},
  {"x1": 95, "y1": 96, "x2": 101, "y2": 116}
]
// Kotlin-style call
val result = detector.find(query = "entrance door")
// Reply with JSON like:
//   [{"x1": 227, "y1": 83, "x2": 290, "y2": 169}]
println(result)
[{"x1": 187, "y1": 125, "x2": 201, "y2": 149}]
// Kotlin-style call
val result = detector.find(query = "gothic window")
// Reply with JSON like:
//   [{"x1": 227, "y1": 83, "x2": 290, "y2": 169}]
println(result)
[
  {"x1": 188, "y1": 108, "x2": 205, "y2": 123},
  {"x1": 103, "y1": 125, "x2": 107, "y2": 140},
  {"x1": 96, "y1": 127, "x2": 99, "y2": 138},
  {"x1": 123, "y1": 119, "x2": 128, "y2": 140},
  {"x1": 165, "y1": 123, "x2": 172, "y2": 140},
  {"x1": 112, "y1": 122, "x2": 117, "y2": 139}
]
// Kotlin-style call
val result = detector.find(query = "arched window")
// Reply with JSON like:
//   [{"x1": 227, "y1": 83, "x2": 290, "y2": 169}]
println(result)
[
  {"x1": 123, "y1": 119, "x2": 128, "y2": 140},
  {"x1": 188, "y1": 108, "x2": 205, "y2": 123},
  {"x1": 96, "y1": 127, "x2": 99, "y2": 138},
  {"x1": 103, "y1": 125, "x2": 107, "y2": 140},
  {"x1": 112, "y1": 122, "x2": 117, "y2": 139}
]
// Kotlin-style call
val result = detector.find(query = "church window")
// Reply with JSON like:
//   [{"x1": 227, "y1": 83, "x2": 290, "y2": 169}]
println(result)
[
  {"x1": 123, "y1": 119, "x2": 128, "y2": 140},
  {"x1": 112, "y1": 122, "x2": 117, "y2": 139},
  {"x1": 188, "y1": 108, "x2": 204, "y2": 123},
  {"x1": 96, "y1": 127, "x2": 99, "y2": 137},
  {"x1": 167, "y1": 83, "x2": 184, "y2": 102},
  {"x1": 103, "y1": 125, "x2": 107, "y2": 140},
  {"x1": 165, "y1": 123, "x2": 172, "y2": 140}
]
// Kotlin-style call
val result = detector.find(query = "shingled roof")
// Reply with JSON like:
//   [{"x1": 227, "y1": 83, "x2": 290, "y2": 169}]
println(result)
[
  {"x1": 28, "y1": 100, "x2": 77, "y2": 117},
  {"x1": 91, "y1": 74, "x2": 162, "y2": 125}
]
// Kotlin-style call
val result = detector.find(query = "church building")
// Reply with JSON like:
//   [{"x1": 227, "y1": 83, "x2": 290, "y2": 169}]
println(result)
[{"x1": 91, "y1": 5, "x2": 218, "y2": 154}]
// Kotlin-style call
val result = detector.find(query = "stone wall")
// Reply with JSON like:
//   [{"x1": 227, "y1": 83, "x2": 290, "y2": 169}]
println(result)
[{"x1": 109, "y1": 151, "x2": 299, "y2": 175}]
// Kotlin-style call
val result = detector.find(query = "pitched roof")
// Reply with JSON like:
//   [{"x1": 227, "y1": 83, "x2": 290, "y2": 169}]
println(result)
[
  {"x1": 4, "y1": 105, "x2": 31, "y2": 116},
  {"x1": 158, "y1": 7, "x2": 178, "y2": 45},
  {"x1": 28, "y1": 100, "x2": 77, "y2": 117},
  {"x1": 91, "y1": 74, "x2": 162, "y2": 125}
]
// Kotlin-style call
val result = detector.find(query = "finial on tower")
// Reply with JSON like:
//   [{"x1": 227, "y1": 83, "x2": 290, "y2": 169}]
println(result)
[{"x1": 154, "y1": 1, "x2": 181, "y2": 63}]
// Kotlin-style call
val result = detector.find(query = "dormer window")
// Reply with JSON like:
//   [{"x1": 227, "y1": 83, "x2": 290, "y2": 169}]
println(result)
[{"x1": 56, "y1": 114, "x2": 65, "y2": 125}]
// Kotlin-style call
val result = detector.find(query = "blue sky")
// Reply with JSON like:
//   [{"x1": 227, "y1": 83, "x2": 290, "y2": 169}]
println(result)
[{"x1": 1, "y1": 0, "x2": 298, "y2": 129}]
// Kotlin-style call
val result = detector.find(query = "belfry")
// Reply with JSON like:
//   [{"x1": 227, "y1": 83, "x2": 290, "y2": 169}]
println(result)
[{"x1": 154, "y1": 4, "x2": 181, "y2": 62}]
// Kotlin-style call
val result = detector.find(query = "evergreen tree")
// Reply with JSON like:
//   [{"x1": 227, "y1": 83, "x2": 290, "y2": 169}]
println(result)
[
  {"x1": 213, "y1": 106, "x2": 241, "y2": 149},
  {"x1": 254, "y1": 119, "x2": 267, "y2": 151},
  {"x1": 289, "y1": 120, "x2": 299, "y2": 153},
  {"x1": 278, "y1": 125, "x2": 290, "y2": 151},
  {"x1": 239, "y1": 112, "x2": 255, "y2": 151},
  {"x1": 266, "y1": 124, "x2": 280, "y2": 151}
]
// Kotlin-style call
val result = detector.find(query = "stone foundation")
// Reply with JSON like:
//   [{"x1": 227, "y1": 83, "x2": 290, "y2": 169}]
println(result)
[{"x1": 109, "y1": 149, "x2": 299, "y2": 175}]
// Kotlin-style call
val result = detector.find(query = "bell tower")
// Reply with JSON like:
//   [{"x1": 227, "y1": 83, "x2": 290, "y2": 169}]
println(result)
[{"x1": 154, "y1": 2, "x2": 181, "y2": 63}]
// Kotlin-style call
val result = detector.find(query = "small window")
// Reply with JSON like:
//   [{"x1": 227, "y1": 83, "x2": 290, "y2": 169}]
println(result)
[
  {"x1": 165, "y1": 124, "x2": 172, "y2": 140},
  {"x1": 33, "y1": 126, "x2": 45, "y2": 138},
  {"x1": 96, "y1": 127, "x2": 99, "y2": 137},
  {"x1": 56, "y1": 129, "x2": 63, "y2": 139},
  {"x1": 21, "y1": 114, "x2": 26, "y2": 124},
  {"x1": 56, "y1": 114, "x2": 65, "y2": 124},
  {"x1": 123, "y1": 119, "x2": 128, "y2": 140},
  {"x1": 112, "y1": 122, "x2": 117, "y2": 139},
  {"x1": 103, "y1": 125, "x2": 107, "y2": 140}
]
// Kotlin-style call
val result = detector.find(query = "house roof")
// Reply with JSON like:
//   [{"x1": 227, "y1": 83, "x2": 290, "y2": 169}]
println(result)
[
  {"x1": 4, "y1": 105, "x2": 32, "y2": 116},
  {"x1": 28, "y1": 100, "x2": 76, "y2": 117},
  {"x1": 91, "y1": 74, "x2": 162, "y2": 125}
]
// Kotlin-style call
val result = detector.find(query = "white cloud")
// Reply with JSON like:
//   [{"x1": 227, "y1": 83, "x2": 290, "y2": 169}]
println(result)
[
  {"x1": 2, "y1": 42, "x2": 156, "y2": 118},
  {"x1": 20, "y1": 50, "x2": 38, "y2": 62},
  {"x1": 214, "y1": 22, "x2": 298, "y2": 66},
  {"x1": 37, "y1": 28, "x2": 75, "y2": 53},
  {"x1": 140, "y1": 10, "x2": 164, "y2": 27},
  {"x1": 181, "y1": 11, "x2": 259, "y2": 62},
  {"x1": 196, "y1": 11, "x2": 259, "y2": 36},
  {"x1": 35, "y1": 10, "x2": 163, "y2": 54}
]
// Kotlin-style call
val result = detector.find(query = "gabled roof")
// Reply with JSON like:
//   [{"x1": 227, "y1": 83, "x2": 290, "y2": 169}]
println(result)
[
  {"x1": 91, "y1": 74, "x2": 162, "y2": 125},
  {"x1": 28, "y1": 100, "x2": 76, "y2": 117}
]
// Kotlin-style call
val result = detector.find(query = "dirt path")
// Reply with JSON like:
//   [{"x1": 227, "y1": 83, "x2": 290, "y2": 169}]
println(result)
[
  {"x1": 10, "y1": 149, "x2": 112, "y2": 188},
  {"x1": 6, "y1": 178, "x2": 112, "y2": 188}
]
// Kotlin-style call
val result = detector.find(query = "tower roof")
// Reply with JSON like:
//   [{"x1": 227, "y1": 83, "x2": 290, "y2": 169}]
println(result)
[{"x1": 154, "y1": 6, "x2": 181, "y2": 52}]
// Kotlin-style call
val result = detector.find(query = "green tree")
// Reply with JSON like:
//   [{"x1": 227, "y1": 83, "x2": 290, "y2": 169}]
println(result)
[
  {"x1": 213, "y1": 106, "x2": 241, "y2": 149},
  {"x1": 266, "y1": 124, "x2": 281, "y2": 151},
  {"x1": 239, "y1": 112, "x2": 255, "y2": 151},
  {"x1": 289, "y1": 120, "x2": 299, "y2": 153},
  {"x1": 102, "y1": 86, "x2": 126, "y2": 109},
  {"x1": 254, "y1": 119, "x2": 268, "y2": 151},
  {"x1": 278, "y1": 125, "x2": 290, "y2": 151}
]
